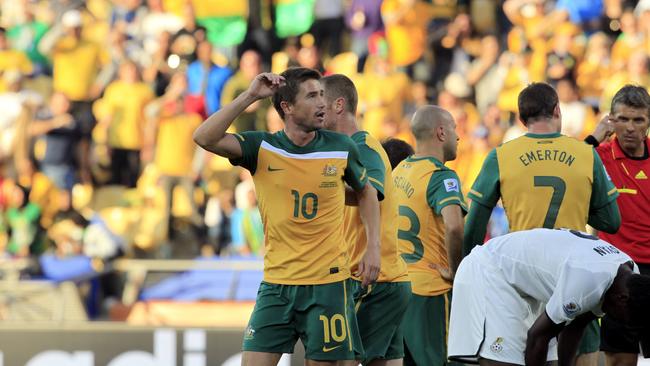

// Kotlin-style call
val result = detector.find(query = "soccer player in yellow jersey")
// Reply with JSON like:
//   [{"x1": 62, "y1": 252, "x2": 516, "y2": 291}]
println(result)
[
  {"x1": 392, "y1": 105, "x2": 467, "y2": 366},
  {"x1": 320, "y1": 74, "x2": 410, "y2": 366},
  {"x1": 193, "y1": 68, "x2": 381, "y2": 366},
  {"x1": 463, "y1": 82, "x2": 621, "y2": 366}
]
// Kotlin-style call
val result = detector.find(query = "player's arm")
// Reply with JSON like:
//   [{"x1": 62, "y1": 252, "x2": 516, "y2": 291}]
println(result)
[
  {"x1": 356, "y1": 183, "x2": 381, "y2": 286},
  {"x1": 440, "y1": 204, "x2": 464, "y2": 279},
  {"x1": 344, "y1": 140, "x2": 381, "y2": 286},
  {"x1": 557, "y1": 312, "x2": 597, "y2": 366},
  {"x1": 588, "y1": 201, "x2": 621, "y2": 233},
  {"x1": 193, "y1": 73, "x2": 285, "y2": 159},
  {"x1": 462, "y1": 201, "x2": 492, "y2": 257},
  {"x1": 345, "y1": 141, "x2": 386, "y2": 206},
  {"x1": 463, "y1": 149, "x2": 500, "y2": 256},
  {"x1": 525, "y1": 311, "x2": 565, "y2": 366},
  {"x1": 428, "y1": 170, "x2": 467, "y2": 281},
  {"x1": 588, "y1": 150, "x2": 621, "y2": 234}
]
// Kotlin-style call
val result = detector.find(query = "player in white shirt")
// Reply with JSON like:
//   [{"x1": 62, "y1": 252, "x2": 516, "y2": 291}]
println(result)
[{"x1": 448, "y1": 228, "x2": 650, "y2": 366}]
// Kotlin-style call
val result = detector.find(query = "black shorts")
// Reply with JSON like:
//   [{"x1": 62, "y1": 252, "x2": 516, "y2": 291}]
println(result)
[{"x1": 600, "y1": 263, "x2": 650, "y2": 357}]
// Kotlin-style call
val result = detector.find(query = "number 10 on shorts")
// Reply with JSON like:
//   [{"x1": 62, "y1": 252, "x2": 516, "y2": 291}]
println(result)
[{"x1": 319, "y1": 314, "x2": 347, "y2": 343}]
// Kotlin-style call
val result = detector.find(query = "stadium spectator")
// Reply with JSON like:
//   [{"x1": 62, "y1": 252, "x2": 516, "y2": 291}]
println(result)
[
  {"x1": 0, "y1": 26, "x2": 33, "y2": 93},
  {"x1": 185, "y1": 40, "x2": 232, "y2": 118},
  {"x1": 345, "y1": 0, "x2": 383, "y2": 72},
  {"x1": 95, "y1": 60, "x2": 154, "y2": 188},
  {"x1": 5, "y1": 183, "x2": 42, "y2": 257},
  {"x1": 221, "y1": 49, "x2": 270, "y2": 132},
  {"x1": 145, "y1": 71, "x2": 203, "y2": 240},
  {"x1": 29, "y1": 92, "x2": 80, "y2": 192}
]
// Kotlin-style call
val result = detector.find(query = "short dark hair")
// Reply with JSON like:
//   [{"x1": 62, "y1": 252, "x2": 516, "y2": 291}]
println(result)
[
  {"x1": 320, "y1": 74, "x2": 358, "y2": 115},
  {"x1": 627, "y1": 274, "x2": 650, "y2": 326},
  {"x1": 518, "y1": 82, "x2": 559, "y2": 125},
  {"x1": 381, "y1": 138, "x2": 414, "y2": 169},
  {"x1": 272, "y1": 67, "x2": 322, "y2": 119},
  {"x1": 611, "y1": 85, "x2": 650, "y2": 119}
]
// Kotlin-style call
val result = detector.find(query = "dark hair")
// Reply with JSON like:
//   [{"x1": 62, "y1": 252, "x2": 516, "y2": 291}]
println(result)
[
  {"x1": 627, "y1": 274, "x2": 650, "y2": 326},
  {"x1": 611, "y1": 85, "x2": 650, "y2": 119},
  {"x1": 381, "y1": 138, "x2": 414, "y2": 169},
  {"x1": 518, "y1": 82, "x2": 559, "y2": 125},
  {"x1": 321, "y1": 74, "x2": 358, "y2": 115},
  {"x1": 272, "y1": 67, "x2": 322, "y2": 119}
]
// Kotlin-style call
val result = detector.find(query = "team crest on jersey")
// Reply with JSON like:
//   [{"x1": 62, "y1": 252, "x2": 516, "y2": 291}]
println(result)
[
  {"x1": 244, "y1": 326, "x2": 256, "y2": 340},
  {"x1": 322, "y1": 164, "x2": 338, "y2": 177},
  {"x1": 562, "y1": 301, "x2": 582, "y2": 317},
  {"x1": 490, "y1": 337, "x2": 504, "y2": 353},
  {"x1": 443, "y1": 178, "x2": 459, "y2": 192}
]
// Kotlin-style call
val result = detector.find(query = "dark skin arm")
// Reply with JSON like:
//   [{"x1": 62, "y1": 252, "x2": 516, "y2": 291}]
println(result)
[
  {"x1": 525, "y1": 311, "x2": 565, "y2": 366},
  {"x1": 525, "y1": 311, "x2": 595, "y2": 366},
  {"x1": 557, "y1": 312, "x2": 596, "y2": 366}
]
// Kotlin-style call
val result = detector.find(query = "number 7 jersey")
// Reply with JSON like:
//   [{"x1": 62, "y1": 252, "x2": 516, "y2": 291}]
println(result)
[
  {"x1": 230, "y1": 130, "x2": 368, "y2": 285},
  {"x1": 469, "y1": 133, "x2": 618, "y2": 232}
]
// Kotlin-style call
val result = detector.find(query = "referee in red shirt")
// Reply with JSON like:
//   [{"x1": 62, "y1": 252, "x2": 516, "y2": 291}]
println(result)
[{"x1": 587, "y1": 85, "x2": 650, "y2": 366}]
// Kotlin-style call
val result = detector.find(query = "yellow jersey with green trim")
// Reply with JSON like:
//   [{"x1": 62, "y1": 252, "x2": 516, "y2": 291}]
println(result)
[
  {"x1": 230, "y1": 130, "x2": 368, "y2": 285},
  {"x1": 392, "y1": 156, "x2": 467, "y2": 296},
  {"x1": 468, "y1": 133, "x2": 618, "y2": 231},
  {"x1": 343, "y1": 131, "x2": 409, "y2": 283}
]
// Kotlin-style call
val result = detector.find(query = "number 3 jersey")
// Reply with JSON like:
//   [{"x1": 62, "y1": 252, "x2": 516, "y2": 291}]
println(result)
[
  {"x1": 230, "y1": 130, "x2": 368, "y2": 285},
  {"x1": 468, "y1": 133, "x2": 618, "y2": 232},
  {"x1": 392, "y1": 156, "x2": 467, "y2": 296}
]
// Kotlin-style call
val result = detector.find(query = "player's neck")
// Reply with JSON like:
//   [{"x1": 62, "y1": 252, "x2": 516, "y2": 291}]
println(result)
[
  {"x1": 413, "y1": 143, "x2": 444, "y2": 162},
  {"x1": 336, "y1": 115, "x2": 359, "y2": 136},
  {"x1": 283, "y1": 126, "x2": 317, "y2": 147},
  {"x1": 527, "y1": 119, "x2": 560, "y2": 134}
]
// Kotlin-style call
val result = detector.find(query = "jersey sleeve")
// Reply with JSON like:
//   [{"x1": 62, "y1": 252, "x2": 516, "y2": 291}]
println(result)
[
  {"x1": 467, "y1": 149, "x2": 500, "y2": 208},
  {"x1": 545, "y1": 261, "x2": 615, "y2": 324},
  {"x1": 228, "y1": 131, "x2": 265, "y2": 174},
  {"x1": 427, "y1": 170, "x2": 468, "y2": 215},
  {"x1": 358, "y1": 143, "x2": 386, "y2": 201},
  {"x1": 344, "y1": 138, "x2": 368, "y2": 192},
  {"x1": 589, "y1": 149, "x2": 619, "y2": 210}
]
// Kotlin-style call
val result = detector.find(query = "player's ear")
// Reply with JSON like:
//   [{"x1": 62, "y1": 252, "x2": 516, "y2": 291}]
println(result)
[
  {"x1": 335, "y1": 97, "x2": 345, "y2": 114},
  {"x1": 553, "y1": 103, "x2": 561, "y2": 119},
  {"x1": 436, "y1": 125, "x2": 446, "y2": 141},
  {"x1": 280, "y1": 100, "x2": 292, "y2": 116}
]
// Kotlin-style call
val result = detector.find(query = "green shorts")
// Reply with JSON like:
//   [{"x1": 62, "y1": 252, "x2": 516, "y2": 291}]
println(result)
[
  {"x1": 351, "y1": 280, "x2": 411, "y2": 365},
  {"x1": 242, "y1": 280, "x2": 364, "y2": 361},
  {"x1": 402, "y1": 291, "x2": 461, "y2": 366},
  {"x1": 578, "y1": 319, "x2": 600, "y2": 355}
]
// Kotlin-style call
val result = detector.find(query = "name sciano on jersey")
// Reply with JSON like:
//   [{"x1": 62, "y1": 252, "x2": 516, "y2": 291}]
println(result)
[{"x1": 518, "y1": 148, "x2": 577, "y2": 167}]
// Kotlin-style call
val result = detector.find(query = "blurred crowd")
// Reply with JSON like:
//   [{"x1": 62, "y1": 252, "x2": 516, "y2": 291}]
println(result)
[{"x1": 0, "y1": 0, "x2": 647, "y2": 265}]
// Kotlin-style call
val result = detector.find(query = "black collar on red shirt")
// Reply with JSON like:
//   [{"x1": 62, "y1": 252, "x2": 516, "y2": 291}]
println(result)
[{"x1": 612, "y1": 138, "x2": 650, "y2": 161}]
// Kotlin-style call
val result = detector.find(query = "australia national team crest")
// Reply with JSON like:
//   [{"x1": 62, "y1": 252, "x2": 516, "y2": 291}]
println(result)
[
  {"x1": 443, "y1": 178, "x2": 459, "y2": 192},
  {"x1": 562, "y1": 301, "x2": 582, "y2": 317},
  {"x1": 322, "y1": 164, "x2": 338, "y2": 177},
  {"x1": 490, "y1": 337, "x2": 504, "y2": 353}
]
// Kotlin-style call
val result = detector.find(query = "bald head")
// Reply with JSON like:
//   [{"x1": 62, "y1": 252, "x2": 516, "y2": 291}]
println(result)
[{"x1": 411, "y1": 105, "x2": 453, "y2": 142}]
